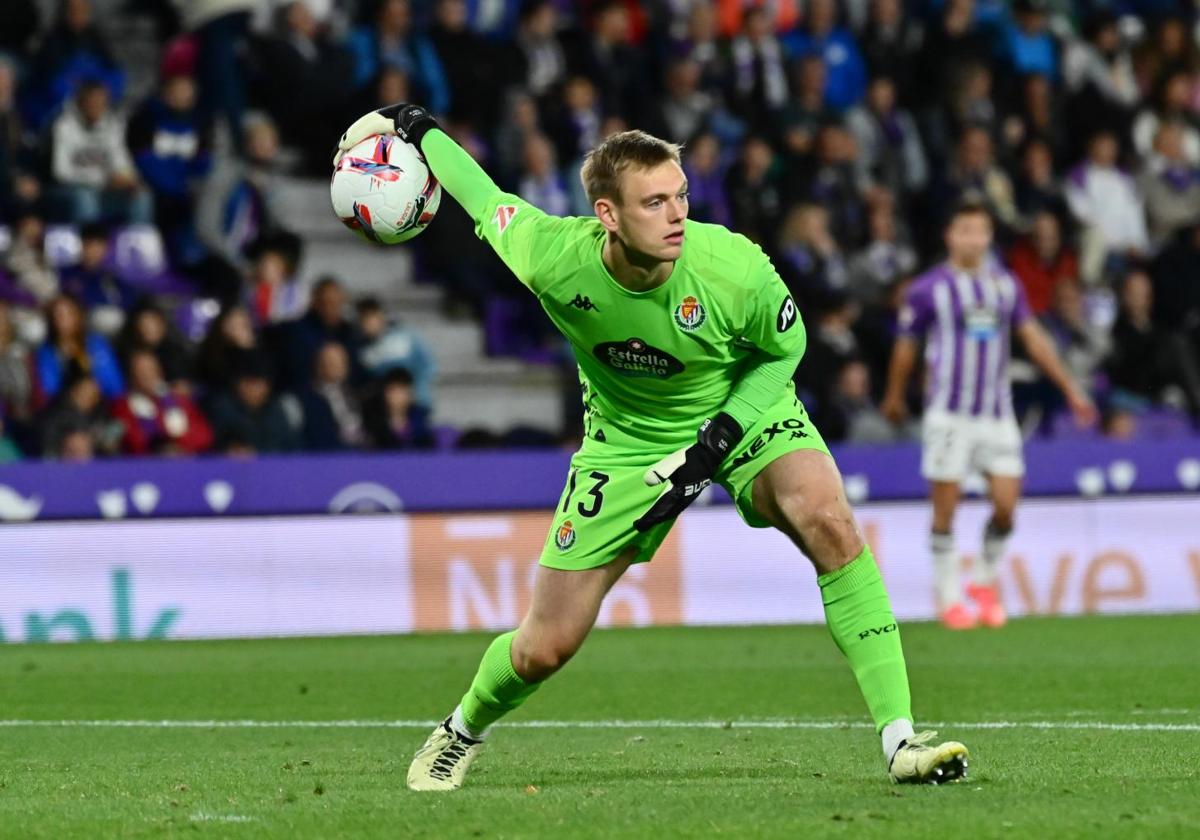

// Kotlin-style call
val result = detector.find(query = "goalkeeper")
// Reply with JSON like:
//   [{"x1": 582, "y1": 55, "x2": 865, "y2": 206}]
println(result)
[{"x1": 335, "y1": 105, "x2": 970, "y2": 790}]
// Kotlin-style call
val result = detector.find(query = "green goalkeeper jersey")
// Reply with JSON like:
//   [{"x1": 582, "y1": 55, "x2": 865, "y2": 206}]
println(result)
[{"x1": 422, "y1": 130, "x2": 807, "y2": 449}]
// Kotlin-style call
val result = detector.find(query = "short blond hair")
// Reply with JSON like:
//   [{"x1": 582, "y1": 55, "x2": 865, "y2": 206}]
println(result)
[{"x1": 580, "y1": 130, "x2": 682, "y2": 206}]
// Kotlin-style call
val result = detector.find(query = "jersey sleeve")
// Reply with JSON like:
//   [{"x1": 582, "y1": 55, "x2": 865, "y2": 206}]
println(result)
[
  {"x1": 719, "y1": 251, "x2": 808, "y2": 433},
  {"x1": 897, "y1": 277, "x2": 935, "y2": 338},
  {"x1": 421, "y1": 129, "x2": 569, "y2": 295},
  {"x1": 1009, "y1": 274, "x2": 1033, "y2": 327}
]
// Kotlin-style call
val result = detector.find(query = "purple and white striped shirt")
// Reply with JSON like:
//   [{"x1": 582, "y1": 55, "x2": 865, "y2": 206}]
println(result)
[{"x1": 898, "y1": 261, "x2": 1032, "y2": 418}]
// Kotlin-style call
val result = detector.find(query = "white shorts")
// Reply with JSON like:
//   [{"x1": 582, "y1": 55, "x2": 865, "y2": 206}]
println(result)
[{"x1": 920, "y1": 410, "x2": 1025, "y2": 483}]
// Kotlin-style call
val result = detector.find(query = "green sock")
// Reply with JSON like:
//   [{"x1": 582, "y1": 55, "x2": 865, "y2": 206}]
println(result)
[
  {"x1": 459, "y1": 630, "x2": 541, "y2": 734},
  {"x1": 818, "y1": 546, "x2": 913, "y2": 732}
]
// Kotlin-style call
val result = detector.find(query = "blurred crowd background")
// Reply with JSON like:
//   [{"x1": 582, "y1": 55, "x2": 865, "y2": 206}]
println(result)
[{"x1": 1, "y1": 0, "x2": 1199, "y2": 463}]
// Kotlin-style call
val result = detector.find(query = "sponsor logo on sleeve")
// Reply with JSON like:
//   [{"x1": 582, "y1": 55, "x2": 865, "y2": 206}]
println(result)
[
  {"x1": 493, "y1": 204, "x2": 518, "y2": 234},
  {"x1": 777, "y1": 296, "x2": 797, "y2": 332}
]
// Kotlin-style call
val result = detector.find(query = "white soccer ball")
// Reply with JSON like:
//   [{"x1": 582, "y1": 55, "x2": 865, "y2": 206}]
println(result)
[{"x1": 330, "y1": 134, "x2": 442, "y2": 244}]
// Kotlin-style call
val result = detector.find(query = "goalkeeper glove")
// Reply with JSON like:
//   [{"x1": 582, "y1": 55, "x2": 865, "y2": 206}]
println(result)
[
  {"x1": 332, "y1": 103, "x2": 440, "y2": 166},
  {"x1": 633, "y1": 412, "x2": 743, "y2": 532}
]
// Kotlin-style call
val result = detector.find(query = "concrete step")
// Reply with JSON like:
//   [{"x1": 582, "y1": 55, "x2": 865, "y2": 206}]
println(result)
[{"x1": 433, "y1": 378, "x2": 564, "y2": 435}]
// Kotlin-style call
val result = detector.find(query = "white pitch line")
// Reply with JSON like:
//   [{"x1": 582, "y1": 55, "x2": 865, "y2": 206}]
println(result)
[{"x1": 0, "y1": 719, "x2": 1197, "y2": 732}]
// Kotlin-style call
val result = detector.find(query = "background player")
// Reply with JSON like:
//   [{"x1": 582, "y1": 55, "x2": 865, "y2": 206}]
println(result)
[
  {"x1": 336, "y1": 104, "x2": 969, "y2": 790},
  {"x1": 881, "y1": 202, "x2": 1097, "y2": 630}
]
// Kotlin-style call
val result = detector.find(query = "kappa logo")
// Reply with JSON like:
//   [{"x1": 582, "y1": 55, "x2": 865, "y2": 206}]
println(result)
[
  {"x1": 777, "y1": 296, "x2": 797, "y2": 332},
  {"x1": 555, "y1": 520, "x2": 577, "y2": 551},
  {"x1": 493, "y1": 204, "x2": 518, "y2": 234},
  {"x1": 673, "y1": 295, "x2": 707, "y2": 332},
  {"x1": 569, "y1": 293, "x2": 599, "y2": 312}
]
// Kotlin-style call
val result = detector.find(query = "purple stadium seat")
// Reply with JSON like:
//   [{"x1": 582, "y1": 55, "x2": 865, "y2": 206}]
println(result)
[
  {"x1": 43, "y1": 225, "x2": 82, "y2": 267},
  {"x1": 433, "y1": 424, "x2": 461, "y2": 451},
  {"x1": 110, "y1": 224, "x2": 167, "y2": 281}
]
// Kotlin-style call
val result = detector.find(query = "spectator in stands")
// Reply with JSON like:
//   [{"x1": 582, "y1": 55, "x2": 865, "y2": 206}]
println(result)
[
  {"x1": 58, "y1": 223, "x2": 138, "y2": 332},
  {"x1": 38, "y1": 367, "x2": 122, "y2": 458},
  {"x1": 729, "y1": 6, "x2": 789, "y2": 126},
  {"x1": 1139, "y1": 122, "x2": 1200, "y2": 249},
  {"x1": 27, "y1": 0, "x2": 125, "y2": 131},
  {"x1": 0, "y1": 406, "x2": 20, "y2": 462},
  {"x1": 170, "y1": 0, "x2": 256, "y2": 153},
  {"x1": 1007, "y1": 74, "x2": 1067, "y2": 167},
  {"x1": 35, "y1": 295, "x2": 124, "y2": 403},
  {"x1": 1040, "y1": 279, "x2": 1109, "y2": 394},
  {"x1": 682, "y1": 132, "x2": 732, "y2": 227},
  {"x1": 430, "y1": 0, "x2": 500, "y2": 126},
  {"x1": 127, "y1": 68, "x2": 213, "y2": 267},
  {"x1": 347, "y1": 0, "x2": 449, "y2": 115},
  {"x1": 1134, "y1": 17, "x2": 1199, "y2": 119},
  {"x1": 509, "y1": 0, "x2": 567, "y2": 101},
  {"x1": 195, "y1": 112, "x2": 287, "y2": 281},
  {"x1": 725, "y1": 136, "x2": 783, "y2": 248},
  {"x1": 1014, "y1": 137, "x2": 1067, "y2": 224},
  {"x1": 1132, "y1": 70, "x2": 1200, "y2": 165},
  {"x1": 518, "y1": 133, "x2": 570, "y2": 217},
  {"x1": 1066, "y1": 130, "x2": 1149, "y2": 284},
  {"x1": 50, "y1": 80, "x2": 152, "y2": 225},
  {"x1": 1007, "y1": 210, "x2": 1078, "y2": 315},
  {"x1": 846, "y1": 75, "x2": 928, "y2": 200},
  {"x1": 257, "y1": 0, "x2": 356, "y2": 173},
  {"x1": 793, "y1": 123, "x2": 868, "y2": 248},
  {"x1": 1062, "y1": 10, "x2": 1138, "y2": 158},
  {"x1": 356, "y1": 296, "x2": 435, "y2": 407},
  {"x1": 859, "y1": 0, "x2": 922, "y2": 96},
  {"x1": 246, "y1": 237, "x2": 304, "y2": 326},
  {"x1": 551, "y1": 77, "x2": 603, "y2": 174},
  {"x1": 363, "y1": 367, "x2": 434, "y2": 450},
  {"x1": 793, "y1": 292, "x2": 860, "y2": 408},
  {"x1": 0, "y1": 0, "x2": 40, "y2": 67},
  {"x1": 195, "y1": 304, "x2": 258, "y2": 394},
  {"x1": 774, "y1": 204, "x2": 849, "y2": 311},
  {"x1": 495, "y1": 91, "x2": 542, "y2": 189},
  {"x1": 297, "y1": 341, "x2": 364, "y2": 451},
  {"x1": 110, "y1": 347, "x2": 212, "y2": 456},
  {"x1": 115, "y1": 299, "x2": 192, "y2": 388},
  {"x1": 999, "y1": 0, "x2": 1059, "y2": 81},
  {"x1": 670, "y1": 1, "x2": 727, "y2": 97},
  {"x1": 0, "y1": 56, "x2": 40, "y2": 224},
  {"x1": 571, "y1": 1, "x2": 643, "y2": 121},
  {"x1": 278, "y1": 276, "x2": 361, "y2": 390},
  {"x1": 778, "y1": 55, "x2": 835, "y2": 157},
  {"x1": 819, "y1": 358, "x2": 896, "y2": 444},
  {"x1": 0, "y1": 302, "x2": 33, "y2": 433},
  {"x1": 783, "y1": 0, "x2": 866, "y2": 112},
  {"x1": 207, "y1": 349, "x2": 299, "y2": 453},
  {"x1": 937, "y1": 126, "x2": 1019, "y2": 234},
  {"x1": 1105, "y1": 269, "x2": 1180, "y2": 411},
  {"x1": 1151, "y1": 222, "x2": 1200, "y2": 337},
  {"x1": 849, "y1": 203, "x2": 917, "y2": 305},
  {"x1": 915, "y1": 0, "x2": 989, "y2": 158},
  {"x1": 5, "y1": 210, "x2": 59, "y2": 305},
  {"x1": 650, "y1": 57, "x2": 715, "y2": 145}
]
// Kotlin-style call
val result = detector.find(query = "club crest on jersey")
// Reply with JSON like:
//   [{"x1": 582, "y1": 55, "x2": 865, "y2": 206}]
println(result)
[
  {"x1": 673, "y1": 295, "x2": 707, "y2": 332},
  {"x1": 555, "y1": 520, "x2": 577, "y2": 551},
  {"x1": 493, "y1": 204, "x2": 518, "y2": 234}
]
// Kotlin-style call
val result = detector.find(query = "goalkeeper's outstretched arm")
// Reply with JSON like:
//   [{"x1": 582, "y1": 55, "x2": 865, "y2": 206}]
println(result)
[{"x1": 335, "y1": 103, "x2": 563, "y2": 292}]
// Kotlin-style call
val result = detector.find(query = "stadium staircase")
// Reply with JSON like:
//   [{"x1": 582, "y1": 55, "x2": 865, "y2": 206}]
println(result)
[{"x1": 78, "y1": 0, "x2": 567, "y2": 438}]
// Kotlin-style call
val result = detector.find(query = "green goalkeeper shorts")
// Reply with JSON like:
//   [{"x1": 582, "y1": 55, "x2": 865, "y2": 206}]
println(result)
[{"x1": 539, "y1": 390, "x2": 831, "y2": 571}]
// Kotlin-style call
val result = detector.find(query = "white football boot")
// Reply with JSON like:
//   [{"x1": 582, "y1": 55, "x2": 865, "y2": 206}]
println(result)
[{"x1": 407, "y1": 718, "x2": 484, "y2": 791}]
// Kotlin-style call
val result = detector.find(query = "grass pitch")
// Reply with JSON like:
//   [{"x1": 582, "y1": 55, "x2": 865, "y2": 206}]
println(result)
[{"x1": 0, "y1": 614, "x2": 1197, "y2": 838}]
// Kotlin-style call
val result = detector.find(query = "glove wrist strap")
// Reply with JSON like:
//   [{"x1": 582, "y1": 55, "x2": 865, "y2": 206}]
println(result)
[{"x1": 697, "y1": 412, "x2": 743, "y2": 466}]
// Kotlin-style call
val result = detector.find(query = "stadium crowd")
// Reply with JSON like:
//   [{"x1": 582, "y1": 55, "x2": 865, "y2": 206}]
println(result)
[{"x1": 0, "y1": 0, "x2": 1199, "y2": 462}]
